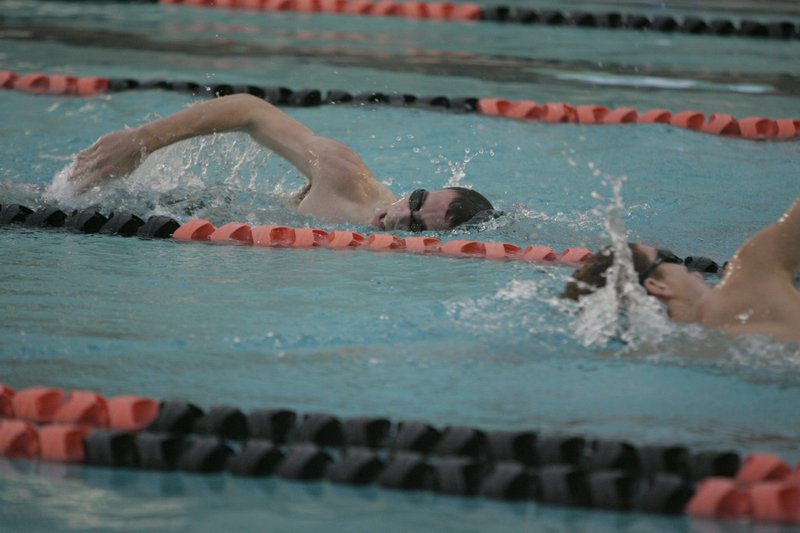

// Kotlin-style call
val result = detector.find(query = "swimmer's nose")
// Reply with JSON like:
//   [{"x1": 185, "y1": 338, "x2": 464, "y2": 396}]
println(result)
[{"x1": 384, "y1": 204, "x2": 410, "y2": 230}]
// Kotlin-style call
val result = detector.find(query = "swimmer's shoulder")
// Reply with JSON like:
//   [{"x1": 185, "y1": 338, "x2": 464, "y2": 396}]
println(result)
[{"x1": 699, "y1": 265, "x2": 800, "y2": 340}]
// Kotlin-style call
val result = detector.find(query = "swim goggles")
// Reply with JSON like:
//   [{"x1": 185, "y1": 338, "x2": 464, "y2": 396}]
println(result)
[
  {"x1": 638, "y1": 249, "x2": 684, "y2": 285},
  {"x1": 408, "y1": 189, "x2": 428, "y2": 232}
]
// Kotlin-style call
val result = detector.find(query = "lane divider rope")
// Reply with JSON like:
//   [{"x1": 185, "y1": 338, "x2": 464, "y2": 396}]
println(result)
[
  {"x1": 1, "y1": 70, "x2": 798, "y2": 141},
  {"x1": 2, "y1": 382, "x2": 799, "y2": 523},
  {"x1": 0, "y1": 203, "x2": 592, "y2": 265},
  {"x1": 154, "y1": 0, "x2": 800, "y2": 41},
  {"x1": 174, "y1": 218, "x2": 593, "y2": 264}
]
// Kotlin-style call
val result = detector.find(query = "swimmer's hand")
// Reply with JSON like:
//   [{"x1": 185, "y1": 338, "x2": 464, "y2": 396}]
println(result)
[{"x1": 67, "y1": 127, "x2": 151, "y2": 194}]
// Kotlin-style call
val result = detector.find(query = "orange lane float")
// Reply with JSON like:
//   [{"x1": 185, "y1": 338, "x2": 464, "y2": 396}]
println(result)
[
  {"x1": 12, "y1": 386, "x2": 64, "y2": 424},
  {"x1": 739, "y1": 117, "x2": 779, "y2": 140},
  {"x1": 0, "y1": 419, "x2": 90, "y2": 463},
  {"x1": 574, "y1": 104, "x2": 638, "y2": 124},
  {"x1": 476, "y1": 98, "x2": 798, "y2": 140},
  {"x1": 686, "y1": 453, "x2": 800, "y2": 525},
  {"x1": 638, "y1": 108, "x2": 673, "y2": 124},
  {"x1": 542, "y1": 102, "x2": 578, "y2": 123},
  {"x1": 324, "y1": 230, "x2": 366, "y2": 248},
  {"x1": 252, "y1": 225, "x2": 296, "y2": 247},
  {"x1": 169, "y1": 219, "x2": 592, "y2": 265},
  {"x1": 209, "y1": 221, "x2": 254, "y2": 244},
  {"x1": 777, "y1": 119, "x2": 800, "y2": 138},
  {"x1": 0, "y1": 70, "x2": 17, "y2": 89},
  {"x1": 39, "y1": 424, "x2": 92, "y2": 463},
  {"x1": 670, "y1": 110, "x2": 705, "y2": 131},
  {"x1": 4, "y1": 71, "x2": 108, "y2": 96},
  {"x1": 1, "y1": 385, "x2": 159, "y2": 432},
  {"x1": 160, "y1": 0, "x2": 483, "y2": 20},
  {"x1": 364, "y1": 233, "x2": 405, "y2": 251},
  {"x1": 735, "y1": 453, "x2": 794, "y2": 484},
  {"x1": 172, "y1": 218, "x2": 216, "y2": 241},
  {"x1": 0, "y1": 420, "x2": 41, "y2": 459},
  {"x1": 0, "y1": 385, "x2": 15, "y2": 417},
  {"x1": 686, "y1": 477, "x2": 751, "y2": 519},
  {"x1": 52, "y1": 390, "x2": 110, "y2": 427},
  {"x1": 576, "y1": 105, "x2": 609, "y2": 124},
  {"x1": 402, "y1": 236, "x2": 441, "y2": 254},
  {"x1": 703, "y1": 113, "x2": 741, "y2": 136},
  {"x1": 603, "y1": 107, "x2": 638, "y2": 124},
  {"x1": 750, "y1": 480, "x2": 800, "y2": 523},
  {"x1": 107, "y1": 396, "x2": 161, "y2": 431},
  {"x1": 521, "y1": 245, "x2": 557, "y2": 262},
  {"x1": 557, "y1": 248, "x2": 594, "y2": 264}
]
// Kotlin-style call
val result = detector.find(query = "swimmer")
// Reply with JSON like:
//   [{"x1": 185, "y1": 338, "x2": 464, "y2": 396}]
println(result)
[
  {"x1": 66, "y1": 94, "x2": 495, "y2": 232},
  {"x1": 563, "y1": 198, "x2": 800, "y2": 342}
]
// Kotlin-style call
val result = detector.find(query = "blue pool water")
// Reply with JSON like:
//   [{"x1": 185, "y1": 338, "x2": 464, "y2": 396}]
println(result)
[{"x1": 1, "y1": 0, "x2": 800, "y2": 531}]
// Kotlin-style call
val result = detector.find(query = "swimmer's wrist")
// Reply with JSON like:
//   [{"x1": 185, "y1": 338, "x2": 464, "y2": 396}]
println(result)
[{"x1": 136, "y1": 124, "x2": 159, "y2": 155}]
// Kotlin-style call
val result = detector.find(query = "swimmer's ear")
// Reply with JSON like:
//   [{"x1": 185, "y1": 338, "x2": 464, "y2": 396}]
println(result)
[{"x1": 643, "y1": 277, "x2": 671, "y2": 299}]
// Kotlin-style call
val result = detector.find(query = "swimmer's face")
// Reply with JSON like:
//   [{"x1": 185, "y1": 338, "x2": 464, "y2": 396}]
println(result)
[
  {"x1": 635, "y1": 244, "x2": 709, "y2": 296},
  {"x1": 373, "y1": 188, "x2": 457, "y2": 232}
]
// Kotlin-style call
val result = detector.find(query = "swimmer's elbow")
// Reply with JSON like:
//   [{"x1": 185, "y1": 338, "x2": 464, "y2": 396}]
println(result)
[
  {"x1": 768, "y1": 198, "x2": 800, "y2": 271},
  {"x1": 735, "y1": 198, "x2": 800, "y2": 277}
]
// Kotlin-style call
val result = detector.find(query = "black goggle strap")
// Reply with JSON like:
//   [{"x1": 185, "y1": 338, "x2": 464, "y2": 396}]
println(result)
[
  {"x1": 408, "y1": 189, "x2": 428, "y2": 232},
  {"x1": 638, "y1": 249, "x2": 683, "y2": 285},
  {"x1": 684, "y1": 255, "x2": 721, "y2": 274}
]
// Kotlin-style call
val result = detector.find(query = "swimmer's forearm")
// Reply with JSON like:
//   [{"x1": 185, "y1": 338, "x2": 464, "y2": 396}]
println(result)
[
  {"x1": 137, "y1": 94, "x2": 268, "y2": 152},
  {"x1": 69, "y1": 94, "x2": 316, "y2": 193},
  {"x1": 137, "y1": 94, "x2": 316, "y2": 167}
]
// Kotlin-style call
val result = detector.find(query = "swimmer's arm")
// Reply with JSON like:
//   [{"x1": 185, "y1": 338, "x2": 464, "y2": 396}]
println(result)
[
  {"x1": 69, "y1": 94, "x2": 358, "y2": 192},
  {"x1": 725, "y1": 198, "x2": 800, "y2": 281}
]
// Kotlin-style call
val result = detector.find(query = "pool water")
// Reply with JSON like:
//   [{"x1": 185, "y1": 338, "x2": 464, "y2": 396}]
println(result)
[{"x1": 1, "y1": 0, "x2": 800, "y2": 531}]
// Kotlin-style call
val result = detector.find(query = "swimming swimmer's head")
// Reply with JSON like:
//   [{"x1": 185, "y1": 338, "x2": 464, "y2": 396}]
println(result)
[
  {"x1": 374, "y1": 187, "x2": 496, "y2": 232},
  {"x1": 563, "y1": 243, "x2": 708, "y2": 301},
  {"x1": 443, "y1": 187, "x2": 498, "y2": 229},
  {"x1": 562, "y1": 243, "x2": 653, "y2": 300}
]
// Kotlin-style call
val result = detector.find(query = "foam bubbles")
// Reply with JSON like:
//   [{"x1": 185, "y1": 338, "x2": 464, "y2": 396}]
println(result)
[
  {"x1": 44, "y1": 132, "x2": 301, "y2": 223},
  {"x1": 445, "y1": 278, "x2": 542, "y2": 335},
  {"x1": 44, "y1": 160, "x2": 80, "y2": 204}
]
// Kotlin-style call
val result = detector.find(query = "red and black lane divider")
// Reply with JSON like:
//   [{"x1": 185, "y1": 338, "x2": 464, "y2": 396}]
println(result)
[
  {"x1": 0, "y1": 71, "x2": 109, "y2": 97},
  {"x1": 177, "y1": 218, "x2": 721, "y2": 274},
  {"x1": 172, "y1": 218, "x2": 593, "y2": 264},
  {"x1": 2, "y1": 69, "x2": 799, "y2": 141},
  {"x1": 477, "y1": 99, "x2": 800, "y2": 141},
  {"x1": 2, "y1": 383, "x2": 799, "y2": 523},
  {"x1": 0, "y1": 202, "x2": 593, "y2": 265},
  {"x1": 1, "y1": 203, "x2": 732, "y2": 270},
  {"x1": 147, "y1": 0, "x2": 800, "y2": 41}
]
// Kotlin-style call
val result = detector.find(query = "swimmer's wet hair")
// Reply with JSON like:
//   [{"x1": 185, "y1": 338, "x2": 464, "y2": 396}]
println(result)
[
  {"x1": 444, "y1": 187, "x2": 499, "y2": 229},
  {"x1": 562, "y1": 243, "x2": 651, "y2": 300}
]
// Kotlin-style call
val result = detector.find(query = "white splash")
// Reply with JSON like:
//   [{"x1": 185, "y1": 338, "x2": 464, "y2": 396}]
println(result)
[
  {"x1": 445, "y1": 279, "x2": 540, "y2": 334},
  {"x1": 442, "y1": 147, "x2": 491, "y2": 188},
  {"x1": 570, "y1": 166, "x2": 674, "y2": 349},
  {"x1": 44, "y1": 133, "x2": 287, "y2": 216},
  {"x1": 45, "y1": 160, "x2": 80, "y2": 203}
]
